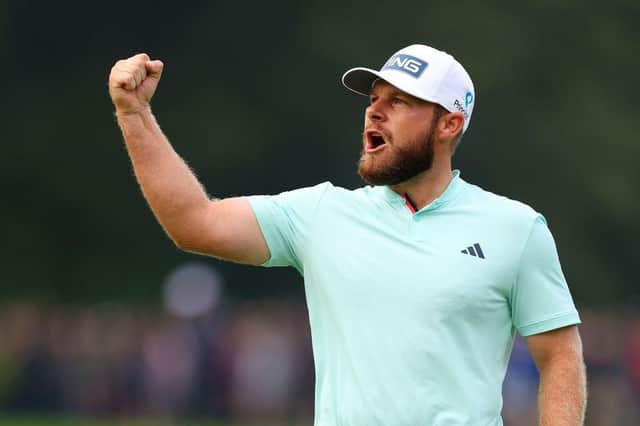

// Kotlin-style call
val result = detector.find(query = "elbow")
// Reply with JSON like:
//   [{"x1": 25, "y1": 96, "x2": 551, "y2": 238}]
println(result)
[
  {"x1": 161, "y1": 203, "x2": 224, "y2": 256},
  {"x1": 172, "y1": 236, "x2": 189, "y2": 252},
  {"x1": 171, "y1": 233, "x2": 201, "y2": 253},
  {"x1": 162, "y1": 212, "x2": 210, "y2": 253},
  {"x1": 169, "y1": 227, "x2": 222, "y2": 256},
  {"x1": 165, "y1": 225, "x2": 198, "y2": 252}
]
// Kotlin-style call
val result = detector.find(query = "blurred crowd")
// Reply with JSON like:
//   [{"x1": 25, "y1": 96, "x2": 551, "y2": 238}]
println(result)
[
  {"x1": 1, "y1": 299, "x2": 639, "y2": 425},
  {"x1": 0, "y1": 299, "x2": 314, "y2": 423},
  {"x1": 504, "y1": 311, "x2": 640, "y2": 425}
]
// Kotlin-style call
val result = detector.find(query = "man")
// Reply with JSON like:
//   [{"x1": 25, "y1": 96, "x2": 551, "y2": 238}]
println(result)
[{"x1": 109, "y1": 44, "x2": 586, "y2": 425}]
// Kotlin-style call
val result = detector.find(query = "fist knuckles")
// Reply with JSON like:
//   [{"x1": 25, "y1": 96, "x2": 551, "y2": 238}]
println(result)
[
  {"x1": 109, "y1": 53, "x2": 163, "y2": 113},
  {"x1": 111, "y1": 54, "x2": 150, "y2": 91}
]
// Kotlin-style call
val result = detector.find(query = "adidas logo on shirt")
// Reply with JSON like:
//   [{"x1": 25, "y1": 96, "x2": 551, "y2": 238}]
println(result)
[{"x1": 461, "y1": 243, "x2": 485, "y2": 259}]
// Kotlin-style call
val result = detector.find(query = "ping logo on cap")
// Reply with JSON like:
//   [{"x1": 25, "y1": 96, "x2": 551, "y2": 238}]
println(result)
[
  {"x1": 465, "y1": 91, "x2": 474, "y2": 108},
  {"x1": 382, "y1": 54, "x2": 428, "y2": 78},
  {"x1": 454, "y1": 91, "x2": 474, "y2": 120}
]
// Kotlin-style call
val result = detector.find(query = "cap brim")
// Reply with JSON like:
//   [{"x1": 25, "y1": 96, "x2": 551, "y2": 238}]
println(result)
[
  {"x1": 342, "y1": 67, "x2": 385, "y2": 96},
  {"x1": 342, "y1": 67, "x2": 439, "y2": 107}
]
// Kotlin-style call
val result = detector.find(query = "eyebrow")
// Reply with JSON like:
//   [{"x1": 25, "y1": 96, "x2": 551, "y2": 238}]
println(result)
[
  {"x1": 369, "y1": 88, "x2": 417, "y2": 102},
  {"x1": 370, "y1": 87, "x2": 409, "y2": 97}
]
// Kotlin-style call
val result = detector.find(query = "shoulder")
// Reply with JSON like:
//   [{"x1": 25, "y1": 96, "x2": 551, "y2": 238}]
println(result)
[
  {"x1": 283, "y1": 182, "x2": 388, "y2": 219},
  {"x1": 296, "y1": 181, "x2": 378, "y2": 202},
  {"x1": 252, "y1": 181, "x2": 334, "y2": 207},
  {"x1": 461, "y1": 179, "x2": 540, "y2": 218},
  {"x1": 277, "y1": 181, "x2": 334, "y2": 198},
  {"x1": 250, "y1": 181, "x2": 373, "y2": 207},
  {"x1": 457, "y1": 179, "x2": 545, "y2": 237}
]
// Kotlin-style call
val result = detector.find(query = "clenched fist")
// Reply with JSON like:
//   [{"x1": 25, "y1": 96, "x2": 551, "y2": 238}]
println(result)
[{"x1": 109, "y1": 53, "x2": 164, "y2": 115}]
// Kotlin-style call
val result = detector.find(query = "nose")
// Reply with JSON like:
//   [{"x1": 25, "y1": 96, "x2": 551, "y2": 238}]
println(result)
[{"x1": 366, "y1": 100, "x2": 386, "y2": 123}]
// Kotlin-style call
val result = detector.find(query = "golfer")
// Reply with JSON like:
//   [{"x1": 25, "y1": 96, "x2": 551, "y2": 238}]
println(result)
[{"x1": 109, "y1": 44, "x2": 586, "y2": 425}]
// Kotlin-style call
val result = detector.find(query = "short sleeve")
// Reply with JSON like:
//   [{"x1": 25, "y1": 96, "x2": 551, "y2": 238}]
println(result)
[
  {"x1": 245, "y1": 182, "x2": 331, "y2": 271},
  {"x1": 511, "y1": 216, "x2": 581, "y2": 336}
]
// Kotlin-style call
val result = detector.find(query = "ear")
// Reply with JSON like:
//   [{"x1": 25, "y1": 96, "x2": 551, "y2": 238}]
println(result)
[{"x1": 438, "y1": 111, "x2": 464, "y2": 143}]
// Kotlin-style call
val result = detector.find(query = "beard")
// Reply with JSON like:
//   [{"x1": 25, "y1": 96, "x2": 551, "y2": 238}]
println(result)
[{"x1": 357, "y1": 125, "x2": 436, "y2": 186}]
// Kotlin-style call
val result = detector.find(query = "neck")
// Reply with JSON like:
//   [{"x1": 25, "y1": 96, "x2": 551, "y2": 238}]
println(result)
[{"x1": 389, "y1": 158, "x2": 453, "y2": 211}]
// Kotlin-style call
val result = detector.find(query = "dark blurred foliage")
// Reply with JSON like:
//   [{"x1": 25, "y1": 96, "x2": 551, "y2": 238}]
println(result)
[{"x1": 2, "y1": 0, "x2": 639, "y2": 306}]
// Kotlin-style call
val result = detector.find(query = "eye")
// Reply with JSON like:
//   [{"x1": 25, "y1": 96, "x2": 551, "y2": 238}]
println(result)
[
  {"x1": 369, "y1": 95, "x2": 378, "y2": 104},
  {"x1": 392, "y1": 97, "x2": 407, "y2": 106}
]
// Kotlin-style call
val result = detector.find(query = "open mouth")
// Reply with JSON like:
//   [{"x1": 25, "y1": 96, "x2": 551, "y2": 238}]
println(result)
[{"x1": 365, "y1": 130, "x2": 388, "y2": 153}]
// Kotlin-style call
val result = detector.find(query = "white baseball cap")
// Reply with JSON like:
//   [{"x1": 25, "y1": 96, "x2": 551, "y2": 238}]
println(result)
[{"x1": 342, "y1": 44, "x2": 476, "y2": 132}]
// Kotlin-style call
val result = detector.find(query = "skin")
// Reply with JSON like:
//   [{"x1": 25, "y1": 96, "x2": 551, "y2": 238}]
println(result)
[
  {"x1": 108, "y1": 53, "x2": 270, "y2": 265},
  {"x1": 359, "y1": 84, "x2": 439, "y2": 187},
  {"x1": 360, "y1": 80, "x2": 462, "y2": 208},
  {"x1": 526, "y1": 325, "x2": 587, "y2": 425},
  {"x1": 109, "y1": 54, "x2": 587, "y2": 425}
]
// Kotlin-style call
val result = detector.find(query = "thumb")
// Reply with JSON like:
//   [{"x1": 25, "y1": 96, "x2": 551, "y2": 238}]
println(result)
[{"x1": 145, "y1": 60, "x2": 164, "y2": 81}]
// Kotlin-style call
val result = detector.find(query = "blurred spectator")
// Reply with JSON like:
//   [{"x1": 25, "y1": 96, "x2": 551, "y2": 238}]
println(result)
[{"x1": 1, "y1": 301, "x2": 640, "y2": 424}]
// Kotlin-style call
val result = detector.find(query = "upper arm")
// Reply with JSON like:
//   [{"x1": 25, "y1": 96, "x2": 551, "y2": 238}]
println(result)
[
  {"x1": 177, "y1": 197, "x2": 270, "y2": 265},
  {"x1": 524, "y1": 325, "x2": 584, "y2": 371},
  {"x1": 177, "y1": 183, "x2": 330, "y2": 268},
  {"x1": 511, "y1": 216, "x2": 580, "y2": 336}
]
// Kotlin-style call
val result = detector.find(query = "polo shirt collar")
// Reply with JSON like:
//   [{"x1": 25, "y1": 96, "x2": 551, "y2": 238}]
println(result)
[{"x1": 378, "y1": 169, "x2": 463, "y2": 213}]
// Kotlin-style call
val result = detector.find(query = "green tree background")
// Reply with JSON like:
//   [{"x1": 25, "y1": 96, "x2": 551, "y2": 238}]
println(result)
[{"x1": 2, "y1": 0, "x2": 639, "y2": 307}]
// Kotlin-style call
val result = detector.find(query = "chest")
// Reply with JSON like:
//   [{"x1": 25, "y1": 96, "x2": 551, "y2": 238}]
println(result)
[{"x1": 305, "y1": 208, "x2": 518, "y2": 321}]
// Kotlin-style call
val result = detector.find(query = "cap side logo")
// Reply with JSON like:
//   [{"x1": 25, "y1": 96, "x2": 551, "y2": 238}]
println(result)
[
  {"x1": 454, "y1": 91, "x2": 474, "y2": 120},
  {"x1": 465, "y1": 91, "x2": 474, "y2": 108},
  {"x1": 381, "y1": 54, "x2": 428, "y2": 78}
]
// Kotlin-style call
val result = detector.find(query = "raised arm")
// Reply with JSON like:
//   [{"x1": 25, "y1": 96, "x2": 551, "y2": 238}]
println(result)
[
  {"x1": 525, "y1": 325, "x2": 587, "y2": 426},
  {"x1": 108, "y1": 53, "x2": 269, "y2": 265}
]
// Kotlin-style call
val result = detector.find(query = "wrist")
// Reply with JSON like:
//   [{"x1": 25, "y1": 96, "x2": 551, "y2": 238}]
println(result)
[
  {"x1": 115, "y1": 105, "x2": 157, "y2": 138},
  {"x1": 115, "y1": 104, "x2": 152, "y2": 119}
]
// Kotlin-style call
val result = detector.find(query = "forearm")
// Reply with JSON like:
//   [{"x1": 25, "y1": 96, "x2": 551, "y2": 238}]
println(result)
[
  {"x1": 116, "y1": 107, "x2": 211, "y2": 246},
  {"x1": 537, "y1": 355, "x2": 586, "y2": 426}
]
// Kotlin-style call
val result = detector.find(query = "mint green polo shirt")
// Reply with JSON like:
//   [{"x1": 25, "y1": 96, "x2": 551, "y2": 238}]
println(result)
[{"x1": 246, "y1": 171, "x2": 580, "y2": 426}]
